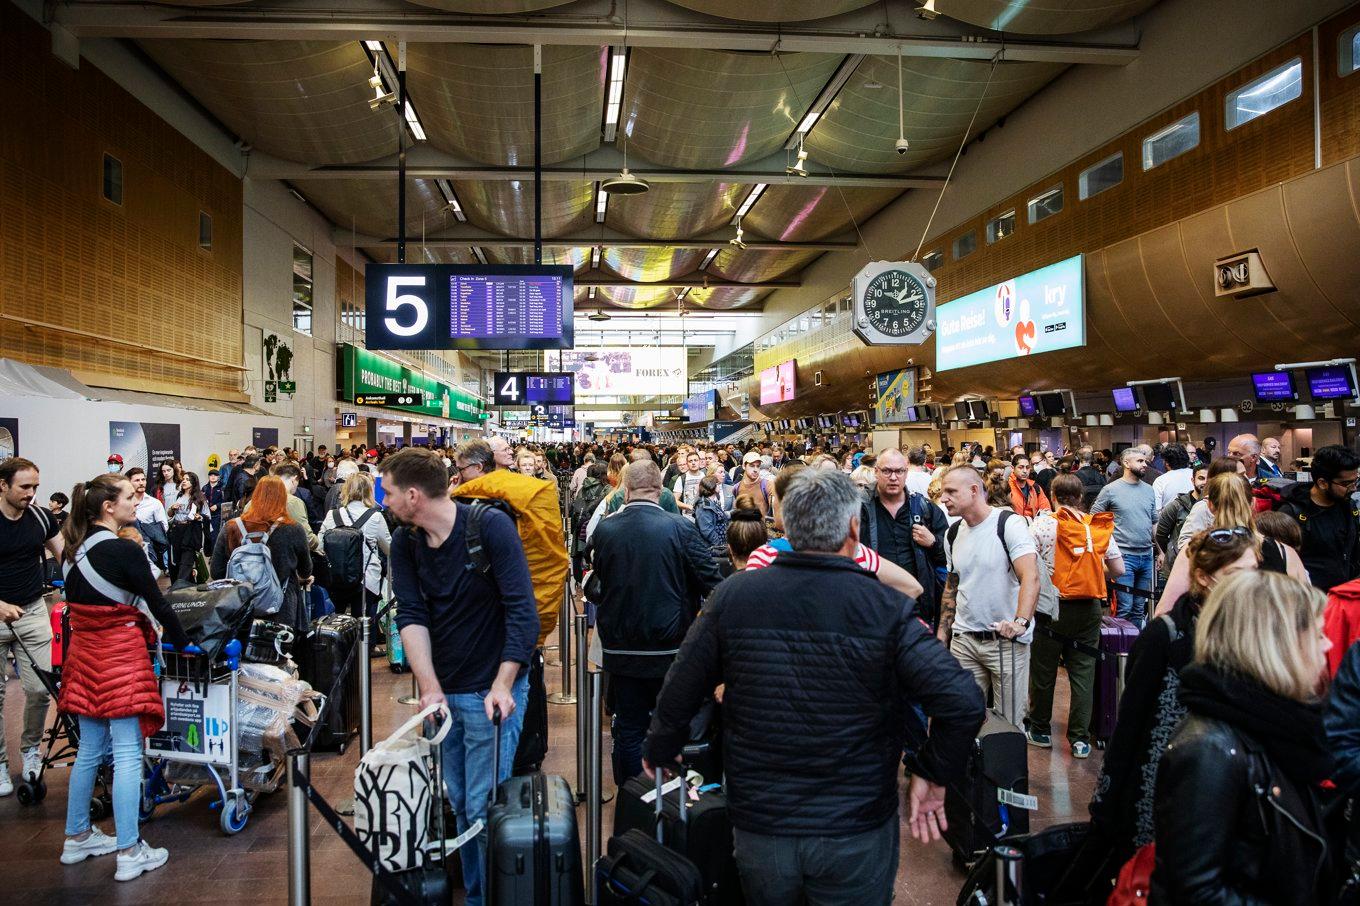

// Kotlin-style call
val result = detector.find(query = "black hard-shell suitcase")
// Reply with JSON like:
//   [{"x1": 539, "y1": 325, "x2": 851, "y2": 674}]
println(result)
[
  {"x1": 300, "y1": 613, "x2": 360, "y2": 752},
  {"x1": 597, "y1": 829, "x2": 704, "y2": 906},
  {"x1": 486, "y1": 711, "x2": 584, "y2": 906},
  {"x1": 615, "y1": 774, "x2": 742, "y2": 905}
]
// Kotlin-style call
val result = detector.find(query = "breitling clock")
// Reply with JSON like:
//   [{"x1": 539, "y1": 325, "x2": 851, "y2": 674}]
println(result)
[{"x1": 852, "y1": 261, "x2": 936, "y2": 346}]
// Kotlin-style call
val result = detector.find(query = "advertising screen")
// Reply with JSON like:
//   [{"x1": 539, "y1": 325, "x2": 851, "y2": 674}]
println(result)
[
  {"x1": 365, "y1": 264, "x2": 573, "y2": 351},
  {"x1": 874, "y1": 368, "x2": 918, "y2": 424},
  {"x1": 1018, "y1": 395, "x2": 1038, "y2": 417},
  {"x1": 759, "y1": 360, "x2": 797, "y2": 405},
  {"x1": 1140, "y1": 383, "x2": 1178, "y2": 411},
  {"x1": 1307, "y1": 366, "x2": 1357, "y2": 400},
  {"x1": 1251, "y1": 372, "x2": 1297, "y2": 402},
  {"x1": 552, "y1": 348, "x2": 687, "y2": 397},
  {"x1": 1112, "y1": 387, "x2": 1138, "y2": 412},
  {"x1": 493, "y1": 372, "x2": 575, "y2": 406},
  {"x1": 935, "y1": 254, "x2": 1085, "y2": 372},
  {"x1": 685, "y1": 390, "x2": 718, "y2": 423}
]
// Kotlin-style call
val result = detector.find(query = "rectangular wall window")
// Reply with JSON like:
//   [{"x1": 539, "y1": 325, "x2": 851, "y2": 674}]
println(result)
[
  {"x1": 1225, "y1": 57, "x2": 1303, "y2": 129},
  {"x1": 922, "y1": 250, "x2": 943, "y2": 272},
  {"x1": 986, "y1": 210, "x2": 1016, "y2": 244},
  {"x1": 292, "y1": 245, "x2": 314, "y2": 335},
  {"x1": 198, "y1": 212, "x2": 212, "y2": 250},
  {"x1": 1143, "y1": 112, "x2": 1200, "y2": 170},
  {"x1": 1027, "y1": 185, "x2": 1064, "y2": 224},
  {"x1": 102, "y1": 154, "x2": 122, "y2": 205},
  {"x1": 952, "y1": 230, "x2": 977, "y2": 260},
  {"x1": 1079, "y1": 152, "x2": 1124, "y2": 200},
  {"x1": 1342, "y1": 24, "x2": 1360, "y2": 76}
]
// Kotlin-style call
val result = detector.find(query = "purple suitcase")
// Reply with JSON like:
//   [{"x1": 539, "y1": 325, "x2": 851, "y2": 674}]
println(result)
[{"x1": 1091, "y1": 615, "x2": 1138, "y2": 748}]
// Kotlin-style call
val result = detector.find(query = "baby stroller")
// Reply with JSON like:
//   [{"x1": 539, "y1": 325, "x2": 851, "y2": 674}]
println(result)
[{"x1": 9, "y1": 606, "x2": 112, "y2": 817}]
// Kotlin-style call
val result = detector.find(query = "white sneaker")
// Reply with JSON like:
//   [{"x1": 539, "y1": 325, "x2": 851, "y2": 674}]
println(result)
[
  {"x1": 0, "y1": 764, "x2": 11, "y2": 797},
  {"x1": 21, "y1": 746, "x2": 42, "y2": 782},
  {"x1": 114, "y1": 840, "x2": 169, "y2": 882},
  {"x1": 61, "y1": 827, "x2": 119, "y2": 864}
]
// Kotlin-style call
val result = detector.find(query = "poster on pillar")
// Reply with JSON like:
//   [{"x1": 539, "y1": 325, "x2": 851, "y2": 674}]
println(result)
[
  {"x1": 253, "y1": 427, "x2": 280, "y2": 449},
  {"x1": 109, "y1": 422, "x2": 182, "y2": 478}
]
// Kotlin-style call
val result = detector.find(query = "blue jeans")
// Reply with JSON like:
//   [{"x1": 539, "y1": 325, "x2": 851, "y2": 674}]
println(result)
[
  {"x1": 66, "y1": 715, "x2": 142, "y2": 849},
  {"x1": 440, "y1": 674, "x2": 528, "y2": 906},
  {"x1": 608, "y1": 674, "x2": 665, "y2": 785},
  {"x1": 1116, "y1": 551, "x2": 1154, "y2": 628}
]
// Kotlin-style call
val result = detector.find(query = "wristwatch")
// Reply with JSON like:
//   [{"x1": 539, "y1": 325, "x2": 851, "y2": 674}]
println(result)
[{"x1": 1014, "y1": 616, "x2": 1030, "y2": 628}]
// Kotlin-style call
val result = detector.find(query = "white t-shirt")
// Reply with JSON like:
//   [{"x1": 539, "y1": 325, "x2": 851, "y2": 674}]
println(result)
[
  {"x1": 944, "y1": 508, "x2": 1037, "y2": 640},
  {"x1": 1152, "y1": 468, "x2": 1195, "y2": 515},
  {"x1": 906, "y1": 469, "x2": 933, "y2": 498}
]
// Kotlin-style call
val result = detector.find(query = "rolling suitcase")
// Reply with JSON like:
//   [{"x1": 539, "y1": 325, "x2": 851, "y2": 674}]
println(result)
[
  {"x1": 614, "y1": 773, "x2": 742, "y2": 904},
  {"x1": 944, "y1": 640, "x2": 1030, "y2": 867},
  {"x1": 301, "y1": 613, "x2": 360, "y2": 752},
  {"x1": 486, "y1": 712, "x2": 584, "y2": 906},
  {"x1": 1091, "y1": 616, "x2": 1139, "y2": 748},
  {"x1": 597, "y1": 775, "x2": 706, "y2": 906},
  {"x1": 955, "y1": 821, "x2": 1091, "y2": 906}
]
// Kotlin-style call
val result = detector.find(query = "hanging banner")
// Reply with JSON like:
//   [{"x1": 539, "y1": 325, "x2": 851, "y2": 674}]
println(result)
[
  {"x1": 339, "y1": 344, "x2": 487, "y2": 423},
  {"x1": 109, "y1": 421, "x2": 182, "y2": 477}
]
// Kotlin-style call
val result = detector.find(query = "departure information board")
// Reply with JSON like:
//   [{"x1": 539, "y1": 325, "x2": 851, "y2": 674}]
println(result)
[
  {"x1": 365, "y1": 264, "x2": 573, "y2": 351},
  {"x1": 494, "y1": 372, "x2": 575, "y2": 406}
]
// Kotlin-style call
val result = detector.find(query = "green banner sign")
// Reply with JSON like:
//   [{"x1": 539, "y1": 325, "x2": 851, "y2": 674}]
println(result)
[{"x1": 339, "y1": 344, "x2": 486, "y2": 423}]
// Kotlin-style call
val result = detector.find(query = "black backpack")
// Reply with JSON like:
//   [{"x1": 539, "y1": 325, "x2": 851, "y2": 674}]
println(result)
[
  {"x1": 455, "y1": 497, "x2": 520, "y2": 577},
  {"x1": 323, "y1": 506, "x2": 378, "y2": 590},
  {"x1": 571, "y1": 480, "x2": 610, "y2": 544}
]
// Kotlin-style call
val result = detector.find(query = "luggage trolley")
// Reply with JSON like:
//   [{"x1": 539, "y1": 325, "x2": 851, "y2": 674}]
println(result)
[{"x1": 139, "y1": 638, "x2": 254, "y2": 834}]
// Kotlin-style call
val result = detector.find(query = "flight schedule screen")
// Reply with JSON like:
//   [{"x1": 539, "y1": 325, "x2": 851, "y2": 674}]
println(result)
[{"x1": 450, "y1": 274, "x2": 564, "y2": 340}]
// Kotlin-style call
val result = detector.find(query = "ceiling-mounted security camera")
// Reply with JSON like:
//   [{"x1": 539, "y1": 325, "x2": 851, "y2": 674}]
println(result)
[{"x1": 895, "y1": 138, "x2": 910, "y2": 155}]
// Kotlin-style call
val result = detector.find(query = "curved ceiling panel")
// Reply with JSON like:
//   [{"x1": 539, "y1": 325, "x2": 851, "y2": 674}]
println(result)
[
  {"x1": 599, "y1": 286, "x2": 679, "y2": 309},
  {"x1": 805, "y1": 57, "x2": 1064, "y2": 173},
  {"x1": 745, "y1": 184, "x2": 900, "y2": 241},
  {"x1": 140, "y1": 40, "x2": 398, "y2": 166},
  {"x1": 940, "y1": 0, "x2": 1158, "y2": 35},
  {"x1": 407, "y1": 44, "x2": 604, "y2": 166},
  {"x1": 621, "y1": 49, "x2": 841, "y2": 169},
  {"x1": 453, "y1": 180, "x2": 595, "y2": 237},
  {"x1": 403, "y1": 0, "x2": 573, "y2": 12},
  {"x1": 302, "y1": 179, "x2": 452, "y2": 238},
  {"x1": 487, "y1": 246, "x2": 592, "y2": 270},
  {"x1": 708, "y1": 248, "x2": 819, "y2": 283},
  {"x1": 365, "y1": 246, "x2": 480, "y2": 265},
  {"x1": 689, "y1": 286, "x2": 770, "y2": 310},
  {"x1": 602, "y1": 248, "x2": 707, "y2": 282},
  {"x1": 665, "y1": 0, "x2": 875, "y2": 21},
  {"x1": 607, "y1": 183, "x2": 747, "y2": 239}
]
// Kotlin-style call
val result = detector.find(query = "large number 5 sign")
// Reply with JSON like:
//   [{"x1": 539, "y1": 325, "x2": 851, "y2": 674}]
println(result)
[{"x1": 384, "y1": 276, "x2": 428, "y2": 337}]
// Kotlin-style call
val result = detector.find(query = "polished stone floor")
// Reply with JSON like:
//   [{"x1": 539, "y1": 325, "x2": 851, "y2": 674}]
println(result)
[{"x1": 1, "y1": 619, "x2": 1099, "y2": 905}]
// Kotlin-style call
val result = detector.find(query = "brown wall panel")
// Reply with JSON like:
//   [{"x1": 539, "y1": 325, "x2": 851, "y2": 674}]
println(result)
[
  {"x1": 0, "y1": 5, "x2": 244, "y2": 399},
  {"x1": 1282, "y1": 158, "x2": 1360, "y2": 313},
  {"x1": 1320, "y1": 4, "x2": 1360, "y2": 165}
]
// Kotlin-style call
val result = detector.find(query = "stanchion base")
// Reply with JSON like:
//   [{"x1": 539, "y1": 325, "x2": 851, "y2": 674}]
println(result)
[
  {"x1": 397, "y1": 694, "x2": 419, "y2": 705},
  {"x1": 547, "y1": 692, "x2": 577, "y2": 705},
  {"x1": 601, "y1": 789, "x2": 614, "y2": 804}
]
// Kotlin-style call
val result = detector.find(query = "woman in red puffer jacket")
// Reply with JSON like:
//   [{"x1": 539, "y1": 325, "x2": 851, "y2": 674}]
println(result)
[{"x1": 56, "y1": 473, "x2": 189, "y2": 882}]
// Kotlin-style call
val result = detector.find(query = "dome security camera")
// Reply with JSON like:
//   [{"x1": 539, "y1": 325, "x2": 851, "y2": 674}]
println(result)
[{"x1": 895, "y1": 137, "x2": 910, "y2": 155}]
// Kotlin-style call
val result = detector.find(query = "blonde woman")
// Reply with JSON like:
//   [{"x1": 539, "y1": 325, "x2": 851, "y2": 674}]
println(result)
[
  {"x1": 318, "y1": 471, "x2": 391, "y2": 628},
  {"x1": 1156, "y1": 472, "x2": 1307, "y2": 615},
  {"x1": 1151, "y1": 571, "x2": 1331, "y2": 904},
  {"x1": 849, "y1": 465, "x2": 876, "y2": 492}
]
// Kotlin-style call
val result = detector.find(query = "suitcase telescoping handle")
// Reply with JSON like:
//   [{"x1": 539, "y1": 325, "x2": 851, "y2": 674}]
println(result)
[
  {"x1": 654, "y1": 765, "x2": 687, "y2": 845},
  {"x1": 490, "y1": 705, "x2": 502, "y2": 804}
]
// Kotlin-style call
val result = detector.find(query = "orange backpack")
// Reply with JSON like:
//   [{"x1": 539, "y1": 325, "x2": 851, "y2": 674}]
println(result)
[{"x1": 1053, "y1": 508, "x2": 1115, "y2": 600}]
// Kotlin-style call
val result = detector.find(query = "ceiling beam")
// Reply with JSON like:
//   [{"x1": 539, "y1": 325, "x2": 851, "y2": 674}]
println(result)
[
  {"x1": 252, "y1": 146, "x2": 943, "y2": 190},
  {"x1": 579, "y1": 273, "x2": 795, "y2": 289},
  {"x1": 55, "y1": 0, "x2": 1140, "y2": 65},
  {"x1": 344, "y1": 225, "x2": 857, "y2": 252}
]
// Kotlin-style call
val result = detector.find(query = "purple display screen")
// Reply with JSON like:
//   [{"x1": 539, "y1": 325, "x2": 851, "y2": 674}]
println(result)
[
  {"x1": 1251, "y1": 371, "x2": 1296, "y2": 402},
  {"x1": 1307, "y1": 366, "x2": 1356, "y2": 400},
  {"x1": 525, "y1": 374, "x2": 574, "y2": 403},
  {"x1": 1018, "y1": 395, "x2": 1038, "y2": 417},
  {"x1": 1112, "y1": 387, "x2": 1138, "y2": 412},
  {"x1": 450, "y1": 274, "x2": 564, "y2": 340}
]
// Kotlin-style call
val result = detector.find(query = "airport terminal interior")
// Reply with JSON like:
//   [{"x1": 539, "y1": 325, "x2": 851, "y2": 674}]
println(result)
[{"x1": 3, "y1": 0, "x2": 1360, "y2": 903}]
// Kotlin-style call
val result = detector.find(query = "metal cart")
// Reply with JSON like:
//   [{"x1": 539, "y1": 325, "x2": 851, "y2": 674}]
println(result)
[{"x1": 139, "y1": 638, "x2": 254, "y2": 834}]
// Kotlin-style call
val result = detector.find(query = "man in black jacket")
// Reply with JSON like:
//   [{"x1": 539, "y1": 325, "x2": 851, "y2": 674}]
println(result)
[
  {"x1": 592, "y1": 459, "x2": 722, "y2": 782},
  {"x1": 859, "y1": 447, "x2": 949, "y2": 625},
  {"x1": 644, "y1": 469, "x2": 985, "y2": 905},
  {"x1": 1278, "y1": 444, "x2": 1360, "y2": 591}
]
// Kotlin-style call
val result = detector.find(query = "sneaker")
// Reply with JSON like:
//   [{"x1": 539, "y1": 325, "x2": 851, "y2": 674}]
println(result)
[
  {"x1": 0, "y1": 764, "x2": 11, "y2": 797},
  {"x1": 21, "y1": 746, "x2": 42, "y2": 782},
  {"x1": 61, "y1": 827, "x2": 119, "y2": 864},
  {"x1": 114, "y1": 841, "x2": 169, "y2": 882},
  {"x1": 1071, "y1": 741, "x2": 1092, "y2": 759},
  {"x1": 1026, "y1": 728, "x2": 1052, "y2": 748}
]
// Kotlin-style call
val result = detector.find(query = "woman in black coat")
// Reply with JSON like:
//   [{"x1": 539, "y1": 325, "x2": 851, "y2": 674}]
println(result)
[{"x1": 1151, "y1": 570, "x2": 1334, "y2": 904}]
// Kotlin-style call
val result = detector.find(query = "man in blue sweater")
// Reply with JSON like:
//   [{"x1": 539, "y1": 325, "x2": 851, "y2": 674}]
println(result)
[{"x1": 383, "y1": 448, "x2": 539, "y2": 906}]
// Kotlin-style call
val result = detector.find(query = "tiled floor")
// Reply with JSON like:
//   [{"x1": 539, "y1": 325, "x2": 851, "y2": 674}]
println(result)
[{"x1": 2, "y1": 622, "x2": 1099, "y2": 904}]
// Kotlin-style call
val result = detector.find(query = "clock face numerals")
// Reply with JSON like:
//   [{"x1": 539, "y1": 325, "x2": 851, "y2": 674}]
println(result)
[{"x1": 863, "y1": 270, "x2": 929, "y2": 337}]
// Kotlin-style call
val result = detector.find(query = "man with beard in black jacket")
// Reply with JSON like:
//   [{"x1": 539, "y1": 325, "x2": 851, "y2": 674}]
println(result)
[
  {"x1": 643, "y1": 468, "x2": 985, "y2": 905},
  {"x1": 593, "y1": 459, "x2": 723, "y2": 783}
]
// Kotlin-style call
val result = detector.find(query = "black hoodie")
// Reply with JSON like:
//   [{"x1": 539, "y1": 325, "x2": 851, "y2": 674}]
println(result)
[{"x1": 1278, "y1": 480, "x2": 1360, "y2": 592}]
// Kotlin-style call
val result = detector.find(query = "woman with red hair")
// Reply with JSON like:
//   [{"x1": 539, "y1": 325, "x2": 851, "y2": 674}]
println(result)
[{"x1": 210, "y1": 475, "x2": 312, "y2": 630}]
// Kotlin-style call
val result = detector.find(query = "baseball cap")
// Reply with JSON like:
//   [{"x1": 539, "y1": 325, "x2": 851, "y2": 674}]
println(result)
[
  {"x1": 107, "y1": 454, "x2": 123, "y2": 464},
  {"x1": 742, "y1": 452, "x2": 761, "y2": 465},
  {"x1": 366, "y1": 449, "x2": 378, "y2": 459}
]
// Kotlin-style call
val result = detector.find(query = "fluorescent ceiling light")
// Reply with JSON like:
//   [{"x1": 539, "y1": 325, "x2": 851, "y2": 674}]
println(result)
[
  {"x1": 362, "y1": 41, "x2": 426, "y2": 142},
  {"x1": 699, "y1": 249, "x2": 719, "y2": 270},
  {"x1": 795, "y1": 111, "x2": 820, "y2": 134},
  {"x1": 470, "y1": 246, "x2": 487, "y2": 264},
  {"x1": 436, "y1": 179, "x2": 465, "y2": 221},
  {"x1": 732, "y1": 184, "x2": 766, "y2": 223},
  {"x1": 404, "y1": 103, "x2": 426, "y2": 141},
  {"x1": 364, "y1": 40, "x2": 384, "y2": 52},
  {"x1": 588, "y1": 286, "x2": 597, "y2": 300},
  {"x1": 784, "y1": 53, "x2": 864, "y2": 149},
  {"x1": 590, "y1": 246, "x2": 601, "y2": 269},
  {"x1": 603, "y1": 48, "x2": 628, "y2": 143},
  {"x1": 595, "y1": 183, "x2": 608, "y2": 223}
]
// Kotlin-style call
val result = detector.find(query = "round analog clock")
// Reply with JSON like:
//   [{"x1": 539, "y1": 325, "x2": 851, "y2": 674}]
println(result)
[{"x1": 861, "y1": 268, "x2": 930, "y2": 338}]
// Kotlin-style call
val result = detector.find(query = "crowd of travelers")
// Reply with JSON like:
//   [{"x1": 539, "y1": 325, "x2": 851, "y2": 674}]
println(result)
[{"x1": 1, "y1": 428, "x2": 1359, "y2": 903}]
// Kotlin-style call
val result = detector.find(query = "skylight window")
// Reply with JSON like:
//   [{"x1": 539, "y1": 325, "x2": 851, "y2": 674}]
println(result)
[
  {"x1": 1143, "y1": 112, "x2": 1200, "y2": 170},
  {"x1": 1225, "y1": 58, "x2": 1302, "y2": 129}
]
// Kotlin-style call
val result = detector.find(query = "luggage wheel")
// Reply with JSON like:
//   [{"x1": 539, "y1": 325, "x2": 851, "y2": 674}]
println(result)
[
  {"x1": 16, "y1": 777, "x2": 46, "y2": 806},
  {"x1": 219, "y1": 790, "x2": 250, "y2": 835},
  {"x1": 89, "y1": 794, "x2": 111, "y2": 821}
]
